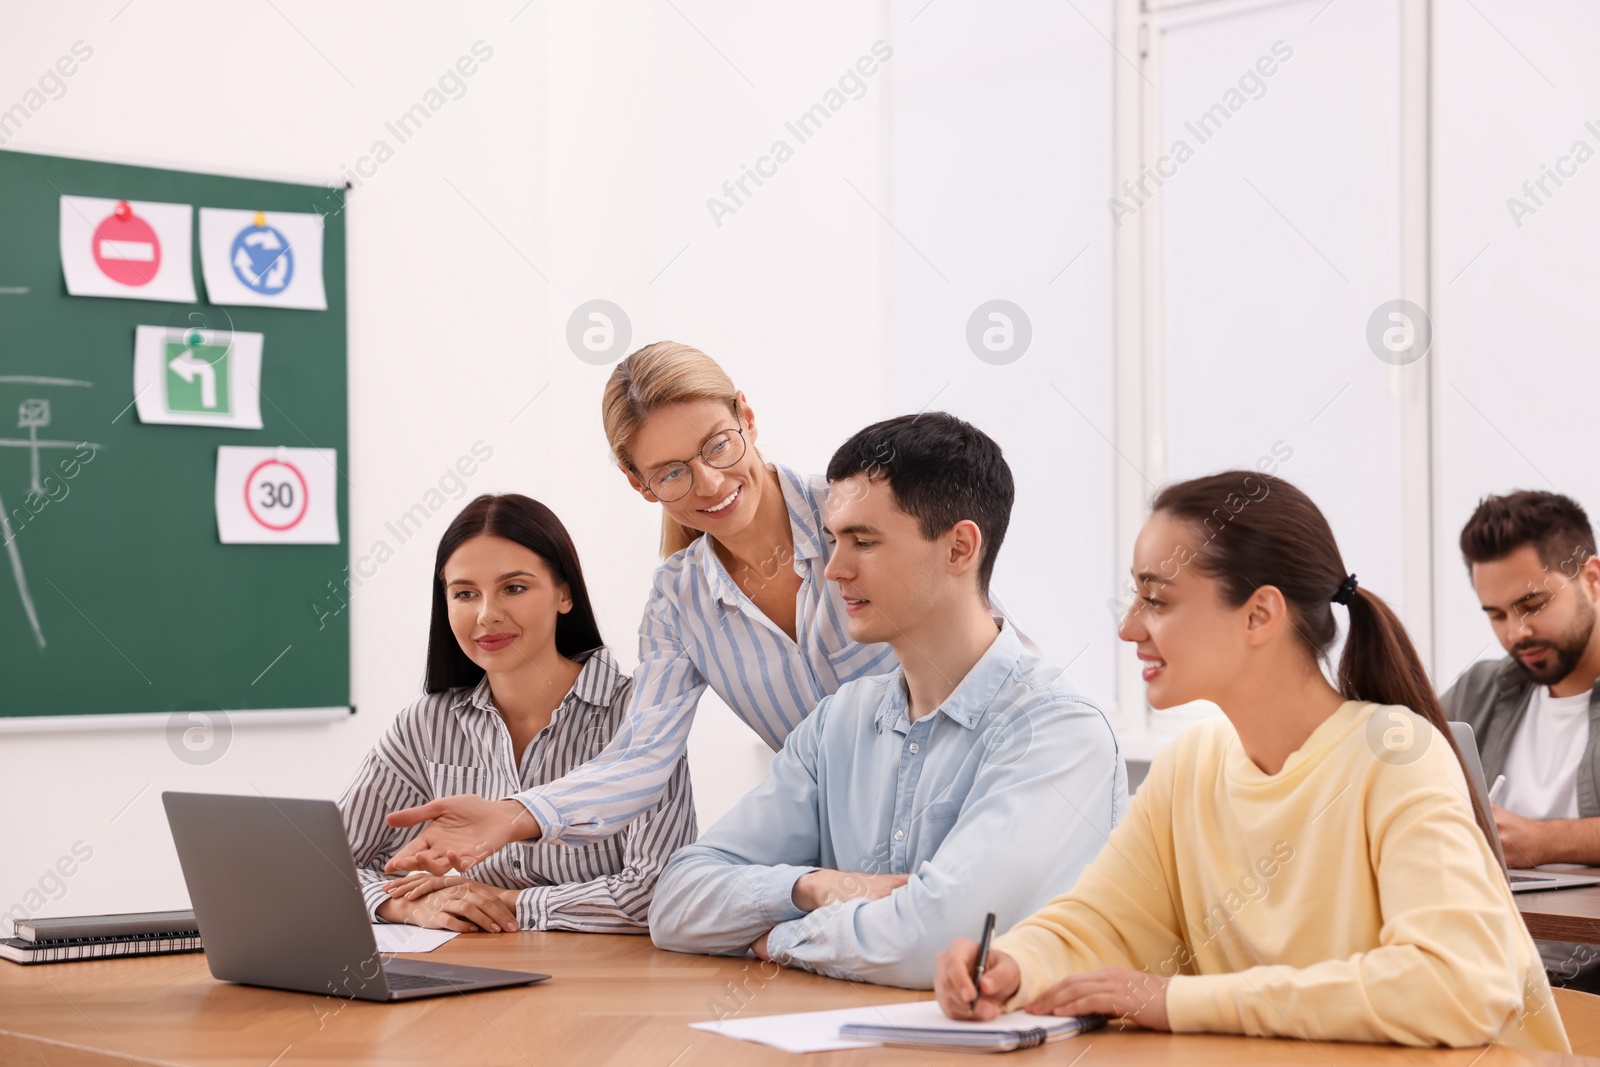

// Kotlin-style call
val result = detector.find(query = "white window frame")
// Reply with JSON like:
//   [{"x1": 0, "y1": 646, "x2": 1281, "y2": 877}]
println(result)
[{"x1": 1109, "y1": 0, "x2": 1436, "y2": 760}]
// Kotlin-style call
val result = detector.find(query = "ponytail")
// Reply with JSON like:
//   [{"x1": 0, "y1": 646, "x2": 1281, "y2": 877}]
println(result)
[{"x1": 1339, "y1": 587, "x2": 1503, "y2": 864}]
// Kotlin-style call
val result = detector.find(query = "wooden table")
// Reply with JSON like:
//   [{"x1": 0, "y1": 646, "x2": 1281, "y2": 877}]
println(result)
[
  {"x1": 1520, "y1": 869, "x2": 1600, "y2": 945},
  {"x1": 2, "y1": 933, "x2": 1597, "y2": 1066}
]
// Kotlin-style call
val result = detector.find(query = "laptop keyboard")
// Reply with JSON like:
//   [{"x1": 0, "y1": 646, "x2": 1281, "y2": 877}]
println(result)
[{"x1": 385, "y1": 971, "x2": 479, "y2": 991}]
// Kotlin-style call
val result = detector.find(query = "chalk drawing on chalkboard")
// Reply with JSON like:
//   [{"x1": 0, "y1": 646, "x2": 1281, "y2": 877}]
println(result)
[{"x1": 0, "y1": 376, "x2": 104, "y2": 651}]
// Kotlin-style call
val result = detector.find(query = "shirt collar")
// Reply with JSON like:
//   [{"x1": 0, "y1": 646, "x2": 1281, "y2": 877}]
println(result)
[
  {"x1": 568, "y1": 646, "x2": 628, "y2": 707},
  {"x1": 1494, "y1": 655, "x2": 1536, "y2": 696},
  {"x1": 454, "y1": 645, "x2": 627, "y2": 714},
  {"x1": 777, "y1": 465, "x2": 828, "y2": 563},
  {"x1": 693, "y1": 463, "x2": 827, "y2": 604},
  {"x1": 873, "y1": 621, "x2": 1026, "y2": 733},
  {"x1": 459, "y1": 676, "x2": 495, "y2": 712}
]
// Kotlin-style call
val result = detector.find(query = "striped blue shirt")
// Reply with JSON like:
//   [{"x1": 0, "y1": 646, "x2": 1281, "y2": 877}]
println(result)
[{"x1": 515, "y1": 465, "x2": 901, "y2": 844}]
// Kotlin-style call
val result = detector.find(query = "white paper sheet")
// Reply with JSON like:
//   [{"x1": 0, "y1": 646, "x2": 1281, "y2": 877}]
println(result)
[
  {"x1": 371, "y1": 925, "x2": 458, "y2": 953},
  {"x1": 689, "y1": 999, "x2": 1082, "y2": 1054},
  {"x1": 60, "y1": 196, "x2": 196, "y2": 302},
  {"x1": 133, "y1": 325, "x2": 263, "y2": 430},
  {"x1": 214, "y1": 445, "x2": 340, "y2": 544},
  {"x1": 690, "y1": 1004, "x2": 880, "y2": 1054},
  {"x1": 199, "y1": 208, "x2": 327, "y2": 309}
]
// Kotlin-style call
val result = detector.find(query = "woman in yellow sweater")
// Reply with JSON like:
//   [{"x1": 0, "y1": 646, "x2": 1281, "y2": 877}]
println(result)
[{"x1": 934, "y1": 471, "x2": 1568, "y2": 1051}]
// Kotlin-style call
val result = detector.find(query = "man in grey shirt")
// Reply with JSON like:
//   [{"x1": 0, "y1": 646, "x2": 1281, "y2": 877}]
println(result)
[
  {"x1": 650, "y1": 413, "x2": 1126, "y2": 989},
  {"x1": 1441, "y1": 490, "x2": 1600, "y2": 991}
]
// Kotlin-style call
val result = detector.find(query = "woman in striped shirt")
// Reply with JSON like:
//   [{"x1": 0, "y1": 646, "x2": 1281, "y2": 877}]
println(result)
[
  {"x1": 387, "y1": 341, "x2": 938, "y2": 874},
  {"x1": 339, "y1": 493, "x2": 696, "y2": 933}
]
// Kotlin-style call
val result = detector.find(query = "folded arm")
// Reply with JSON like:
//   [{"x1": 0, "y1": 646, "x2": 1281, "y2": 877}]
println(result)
[
  {"x1": 765, "y1": 698, "x2": 1124, "y2": 988},
  {"x1": 650, "y1": 701, "x2": 829, "y2": 955}
]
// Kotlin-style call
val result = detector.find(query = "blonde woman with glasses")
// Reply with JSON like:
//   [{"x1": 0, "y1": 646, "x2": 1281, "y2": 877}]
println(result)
[{"x1": 386, "y1": 342, "x2": 1030, "y2": 877}]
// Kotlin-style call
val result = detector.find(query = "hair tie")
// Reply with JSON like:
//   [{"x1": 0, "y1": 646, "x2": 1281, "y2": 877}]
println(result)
[{"x1": 1332, "y1": 573, "x2": 1358, "y2": 605}]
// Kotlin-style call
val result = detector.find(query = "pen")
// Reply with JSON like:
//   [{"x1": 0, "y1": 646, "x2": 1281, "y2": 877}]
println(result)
[
  {"x1": 969, "y1": 911, "x2": 996, "y2": 1012},
  {"x1": 1489, "y1": 774, "x2": 1506, "y2": 805}
]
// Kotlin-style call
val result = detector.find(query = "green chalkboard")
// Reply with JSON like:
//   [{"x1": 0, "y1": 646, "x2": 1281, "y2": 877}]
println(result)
[{"x1": 0, "y1": 148, "x2": 349, "y2": 720}]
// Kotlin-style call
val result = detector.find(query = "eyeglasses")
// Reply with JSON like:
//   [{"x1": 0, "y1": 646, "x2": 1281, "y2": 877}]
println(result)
[{"x1": 638, "y1": 425, "x2": 748, "y2": 502}]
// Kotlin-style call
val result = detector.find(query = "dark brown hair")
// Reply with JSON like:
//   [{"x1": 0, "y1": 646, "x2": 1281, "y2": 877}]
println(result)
[
  {"x1": 826, "y1": 412, "x2": 1014, "y2": 598},
  {"x1": 425, "y1": 494, "x2": 604, "y2": 693},
  {"x1": 1459, "y1": 490, "x2": 1595, "y2": 577},
  {"x1": 1151, "y1": 471, "x2": 1498, "y2": 852}
]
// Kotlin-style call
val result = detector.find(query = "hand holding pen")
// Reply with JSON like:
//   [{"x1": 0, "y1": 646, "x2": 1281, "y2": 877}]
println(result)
[{"x1": 969, "y1": 912, "x2": 996, "y2": 1012}]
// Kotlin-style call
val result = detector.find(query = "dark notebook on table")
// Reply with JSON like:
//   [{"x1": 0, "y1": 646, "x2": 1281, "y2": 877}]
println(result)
[{"x1": 3, "y1": 910, "x2": 203, "y2": 965}]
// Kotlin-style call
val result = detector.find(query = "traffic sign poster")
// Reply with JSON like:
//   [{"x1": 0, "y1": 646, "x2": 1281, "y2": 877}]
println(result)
[
  {"x1": 59, "y1": 196, "x2": 197, "y2": 302},
  {"x1": 198, "y1": 208, "x2": 327, "y2": 310},
  {"x1": 215, "y1": 446, "x2": 339, "y2": 544},
  {"x1": 132, "y1": 324, "x2": 263, "y2": 429}
]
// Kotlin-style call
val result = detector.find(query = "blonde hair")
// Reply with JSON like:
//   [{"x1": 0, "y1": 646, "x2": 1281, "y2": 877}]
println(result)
[{"x1": 602, "y1": 341, "x2": 741, "y2": 558}]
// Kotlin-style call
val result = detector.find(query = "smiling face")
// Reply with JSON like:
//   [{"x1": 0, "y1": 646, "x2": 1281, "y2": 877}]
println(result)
[
  {"x1": 822, "y1": 473, "x2": 970, "y2": 648},
  {"x1": 621, "y1": 396, "x2": 766, "y2": 537},
  {"x1": 1116, "y1": 510, "x2": 1264, "y2": 709},
  {"x1": 1471, "y1": 543, "x2": 1600, "y2": 687},
  {"x1": 441, "y1": 534, "x2": 571, "y2": 675}
]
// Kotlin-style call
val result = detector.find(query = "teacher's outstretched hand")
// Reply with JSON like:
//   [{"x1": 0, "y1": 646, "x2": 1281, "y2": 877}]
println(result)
[{"x1": 384, "y1": 795, "x2": 540, "y2": 875}]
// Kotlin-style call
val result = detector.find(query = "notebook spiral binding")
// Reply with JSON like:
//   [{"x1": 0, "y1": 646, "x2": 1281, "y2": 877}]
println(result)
[
  {"x1": 32, "y1": 931, "x2": 198, "y2": 947},
  {"x1": 1013, "y1": 1026, "x2": 1049, "y2": 1049}
]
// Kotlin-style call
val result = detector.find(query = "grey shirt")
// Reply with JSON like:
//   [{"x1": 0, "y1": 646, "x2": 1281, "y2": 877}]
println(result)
[
  {"x1": 1440, "y1": 656, "x2": 1600, "y2": 820},
  {"x1": 1441, "y1": 653, "x2": 1600, "y2": 988}
]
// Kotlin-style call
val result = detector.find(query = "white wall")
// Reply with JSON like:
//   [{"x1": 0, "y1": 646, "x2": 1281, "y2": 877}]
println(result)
[
  {"x1": 1158, "y1": 0, "x2": 1405, "y2": 595},
  {"x1": 0, "y1": 1, "x2": 1117, "y2": 928},
  {"x1": 887, "y1": 0, "x2": 1117, "y2": 703},
  {"x1": 1433, "y1": 0, "x2": 1600, "y2": 686}
]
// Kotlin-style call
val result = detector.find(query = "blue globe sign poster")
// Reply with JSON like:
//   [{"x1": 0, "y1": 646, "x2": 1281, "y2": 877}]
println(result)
[
  {"x1": 198, "y1": 207, "x2": 328, "y2": 310},
  {"x1": 231, "y1": 220, "x2": 295, "y2": 294}
]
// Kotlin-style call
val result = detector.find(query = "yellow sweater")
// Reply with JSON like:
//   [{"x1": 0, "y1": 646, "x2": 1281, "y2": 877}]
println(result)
[{"x1": 994, "y1": 700, "x2": 1568, "y2": 1051}]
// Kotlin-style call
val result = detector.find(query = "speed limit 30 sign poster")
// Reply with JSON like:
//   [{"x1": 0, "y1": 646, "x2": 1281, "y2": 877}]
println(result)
[{"x1": 214, "y1": 446, "x2": 340, "y2": 544}]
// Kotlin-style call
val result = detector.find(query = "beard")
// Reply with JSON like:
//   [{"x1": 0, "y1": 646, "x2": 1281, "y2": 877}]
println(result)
[{"x1": 1512, "y1": 594, "x2": 1598, "y2": 687}]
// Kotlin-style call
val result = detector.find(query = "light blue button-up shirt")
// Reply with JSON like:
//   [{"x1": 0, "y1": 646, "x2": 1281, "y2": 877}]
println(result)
[{"x1": 650, "y1": 623, "x2": 1126, "y2": 989}]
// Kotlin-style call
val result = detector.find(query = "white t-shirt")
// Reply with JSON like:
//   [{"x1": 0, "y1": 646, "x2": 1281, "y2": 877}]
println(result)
[{"x1": 1499, "y1": 687, "x2": 1592, "y2": 821}]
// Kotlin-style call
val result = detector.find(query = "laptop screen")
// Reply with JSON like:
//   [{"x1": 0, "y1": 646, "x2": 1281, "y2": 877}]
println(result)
[{"x1": 1447, "y1": 721, "x2": 1509, "y2": 870}]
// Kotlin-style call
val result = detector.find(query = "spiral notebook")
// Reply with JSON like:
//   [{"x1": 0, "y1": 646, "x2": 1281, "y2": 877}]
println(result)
[
  {"x1": 840, "y1": 1003, "x2": 1106, "y2": 1051},
  {"x1": 691, "y1": 999, "x2": 1105, "y2": 1054},
  {"x1": 0, "y1": 933, "x2": 204, "y2": 965}
]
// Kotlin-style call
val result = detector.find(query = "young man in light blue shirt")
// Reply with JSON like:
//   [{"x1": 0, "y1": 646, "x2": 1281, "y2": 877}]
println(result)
[{"x1": 650, "y1": 412, "x2": 1126, "y2": 989}]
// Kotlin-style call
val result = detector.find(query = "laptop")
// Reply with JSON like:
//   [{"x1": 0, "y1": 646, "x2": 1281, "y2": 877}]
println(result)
[
  {"x1": 163, "y1": 791, "x2": 550, "y2": 1000},
  {"x1": 1448, "y1": 723, "x2": 1600, "y2": 894}
]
